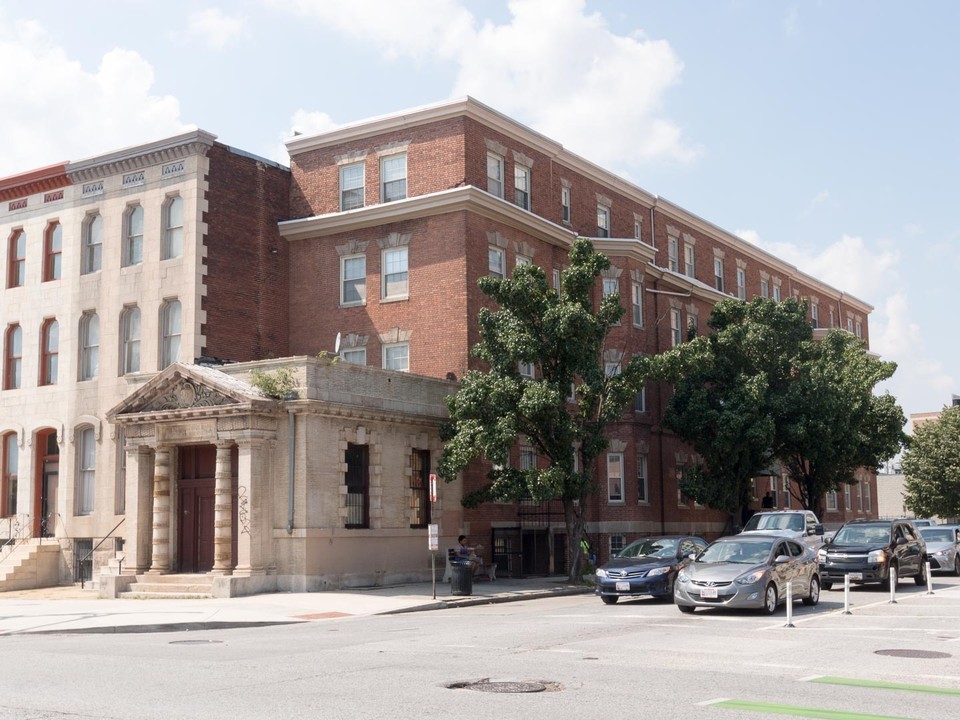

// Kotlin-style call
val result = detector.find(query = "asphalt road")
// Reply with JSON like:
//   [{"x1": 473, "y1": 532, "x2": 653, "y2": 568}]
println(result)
[{"x1": 1, "y1": 576, "x2": 958, "y2": 720}]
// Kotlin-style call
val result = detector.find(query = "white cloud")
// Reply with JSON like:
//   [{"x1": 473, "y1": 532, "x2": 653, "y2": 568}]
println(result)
[
  {"x1": 0, "y1": 18, "x2": 188, "y2": 176},
  {"x1": 784, "y1": 7, "x2": 800, "y2": 37},
  {"x1": 186, "y1": 8, "x2": 248, "y2": 50},
  {"x1": 266, "y1": 0, "x2": 695, "y2": 166},
  {"x1": 270, "y1": 109, "x2": 341, "y2": 165},
  {"x1": 811, "y1": 190, "x2": 829, "y2": 205}
]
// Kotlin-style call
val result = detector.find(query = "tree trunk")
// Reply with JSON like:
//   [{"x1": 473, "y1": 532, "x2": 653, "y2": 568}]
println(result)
[{"x1": 563, "y1": 498, "x2": 587, "y2": 583}]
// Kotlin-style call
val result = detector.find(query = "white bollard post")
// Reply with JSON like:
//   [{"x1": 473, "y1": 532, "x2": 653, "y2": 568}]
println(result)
[
  {"x1": 888, "y1": 566, "x2": 897, "y2": 604},
  {"x1": 925, "y1": 561, "x2": 934, "y2": 595},
  {"x1": 784, "y1": 581, "x2": 795, "y2": 628},
  {"x1": 842, "y1": 573, "x2": 852, "y2": 615}
]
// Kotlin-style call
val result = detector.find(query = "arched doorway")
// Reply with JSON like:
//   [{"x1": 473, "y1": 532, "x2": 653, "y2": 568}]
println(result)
[{"x1": 33, "y1": 429, "x2": 59, "y2": 538}]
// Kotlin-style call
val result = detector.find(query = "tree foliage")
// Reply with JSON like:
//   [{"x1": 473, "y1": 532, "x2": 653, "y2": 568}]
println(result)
[
  {"x1": 438, "y1": 239, "x2": 648, "y2": 581},
  {"x1": 902, "y1": 405, "x2": 960, "y2": 518}
]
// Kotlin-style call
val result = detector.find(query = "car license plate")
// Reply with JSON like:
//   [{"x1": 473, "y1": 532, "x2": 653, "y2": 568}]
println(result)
[
  {"x1": 700, "y1": 586, "x2": 718, "y2": 599},
  {"x1": 847, "y1": 572, "x2": 862, "y2": 581},
  {"x1": 615, "y1": 581, "x2": 630, "y2": 592}
]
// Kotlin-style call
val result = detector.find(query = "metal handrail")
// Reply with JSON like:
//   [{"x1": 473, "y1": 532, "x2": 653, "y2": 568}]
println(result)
[
  {"x1": 77, "y1": 518, "x2": 126, "y2": 588},
  {"x1": 0, "y1": 514, "x2": 36, "y2": 566}
]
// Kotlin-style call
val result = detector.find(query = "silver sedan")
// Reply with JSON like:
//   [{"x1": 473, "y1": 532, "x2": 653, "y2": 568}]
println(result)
[
  {"x1": 919, "y1": 525, "x2": 960, "y2": 575},
  {"x1": 674, "y1": 533, "x2": 820, "y2": 615}
]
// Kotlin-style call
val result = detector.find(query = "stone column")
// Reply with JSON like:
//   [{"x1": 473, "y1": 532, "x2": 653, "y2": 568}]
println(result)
[
  {"x1": 148, "y1": 447, "x2": 171, "y2": 574},
  {"x1": 211, "y1": 442, "x2": 234, "y2": 575},
  {"x1": 233, "y1": 439, "x2": 268, "y2": 577}
]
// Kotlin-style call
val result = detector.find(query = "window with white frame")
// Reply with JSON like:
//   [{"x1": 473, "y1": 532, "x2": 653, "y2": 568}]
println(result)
[
  {"x1": 811, "y1": 303, "x2": 819, "y2": 328},
  {"x1": 714, "y1": 258, "x2": 724, "y2": 292},
  {"x1": 514, "y1": 165, "x2": 530, "y2": 210},
  {"x1": 846, "y1": 317, "x2": 854, "y2": 333},
  {"x1": 634, "y1": 386, "x2": 646, "y2": 413},
  {"x1": 383, "y1": 342, "x2": 409, "y2": 372},
  {"x1": 782, "y1": 476, "x2": 791, "y2": 508},
  {"x1": 78, "y1": 311, "x2": 99, "y2": 381},
  {"x1": 520, "y1": 446, "x2": 536, "y2": 471},
  {"x1": 773, "y1": 284, "x2": 781, "y2": 302},
  {"x1": 829, "y1": 307, "x2": 835, "y2": 328},
  {"x1": 607, "y1": 452, "x2": 624, "y2": 502},
  {"x1": 637, "y1": 452, "x2": 648, "y2": 503},
  {"x1": 516, "y1": 255, "x2": 531, "y2": 267},
  {"x1": 120, "y1": 306, "x2": 140, "y2": 375},
  {"x1": 769, "y1": 477, "x2": 779, "y2": 507},
  {"x1": 687, "y1": 313, "x2": 698, "y2": 338},
  {"x1": 488, "y1": 246, "x2": 505, "y2": 278},
  {"x1": 667, "y1": 237, "x2": 679, "y2": 272},
  {"x1": 561, "y1": 186, "x2": 570, "y2": 223},
  {"x1": 597, "y1": 206, "x2": 610, "y2": 238},
  {"x1": 760, "y1": 278, "x2": 769, "y2": 298},
  {"x1": 123, "y1": 204, "x2": 144, "y2": 266},
  {"x1": 864, "y1": 481, "x2": 871, "y2": 511},
  {"x1": 631, "y1": 282, "x2": 643, "y2": 327},
  {"x1": 856, "y1": 481, "x2": 863, "y2": 512},
  {"x1": 670, "y1": 308, "x2": 682, "y2": 347},
  {"x1": 844, "y1": 483, "x2": 851, "y2": 510},
  {"x1": 736, "y1": 268, "x2": 746, "y2": 300},
  {"x1": 380, "y1": 153, "x2": 407, "y2": 203},
  {"x1": 160, "y1": 299, "x2": 181, "y2": 369},
  {"x1": 82, "y1": 213, "x2": 103, "y2": 274},
  {"x1": 855, "y1": 321, "x2": 862, "y2": 338},
  {"x1": 40, "y1": 318, "x2": 58, "y2": 386},
  {"x1": 826, "y1": 490, "x2": 838, "y2": 511},
  {"x1": 609, "y1": 534, "x2": 625, "y2": 557},
  {"x1": 381, "y1": 247, "x2": 408, "y2": 299},
  {"x1": 76, "y1": 426, "x2": 95, "y2": 515},
  {"x1": 487, "y1": 152, "x2": 503, "y2": 197},
  {"x1": 634, "y1": 218, "x2": 642, "y2": 240},
  {"x1": 340, "y1": 347, "x2": 366, "y2": 365},
  {"x1": 684, "y1": 244, "x2": 695, "y2": 277},
  {"x1": 604, "y1": 360, "x2": 621, "y2": 378},
  {"x1": 552, "y1": 268, "x2": 561, "y2": 293},
  {"x1": 518, "y1": 361, "x2": 535, "y2": 378},
  {"x1": 603, "y1": 277, "x2": 619, "y2": 323},
  {"x1": 162, "y1": 195, "x2": 184, "y2": 259},
  {"x1": 340, "y1": 162, "x2": 365, "y2": 210},
  {"x1": 341, "y1": 254, "x2": 366, "y2": 305}
]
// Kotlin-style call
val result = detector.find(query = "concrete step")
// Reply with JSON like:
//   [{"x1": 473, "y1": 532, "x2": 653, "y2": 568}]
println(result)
[
  {"x1": 119, "y1": 591, "x2": 213, "y2": 600},
  {"x1": 126, "y1": 582, "x2": 214, "y2": 594}
]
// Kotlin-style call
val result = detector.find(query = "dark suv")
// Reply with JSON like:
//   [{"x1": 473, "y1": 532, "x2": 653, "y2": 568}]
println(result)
[{"x1": 817, "y1": 519, "x2": 927, "y2": 590}]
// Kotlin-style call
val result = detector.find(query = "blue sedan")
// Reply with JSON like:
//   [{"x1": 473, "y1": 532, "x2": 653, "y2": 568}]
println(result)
[{"x1": 595, "y1": 536, "x2": 707, "y2": 604}]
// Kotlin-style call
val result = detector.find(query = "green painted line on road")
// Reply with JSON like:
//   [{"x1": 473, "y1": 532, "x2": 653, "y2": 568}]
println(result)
[
  {"x1": 708, "y1": 699, "x2": 915, "y2": 720},
  {"x1": 810, "y1": 675, "x2": 960, "y2": 696}
]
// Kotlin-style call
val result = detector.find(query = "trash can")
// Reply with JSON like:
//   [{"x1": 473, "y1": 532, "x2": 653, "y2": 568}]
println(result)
[{"x1": 450, "y1": 561, "x2": 473, "y2": 596}]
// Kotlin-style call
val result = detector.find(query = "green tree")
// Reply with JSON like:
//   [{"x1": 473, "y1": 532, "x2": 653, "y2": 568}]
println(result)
[
  {"x1": 902, "y1": 405, "x2": 960, "y2": 518},
  {"x1": 777, "y1": 330, "x2": 906, "y2": 517},
  {"x1": 438, "y1": 239, "x2": 647, "y2": 581},
  {"x1": 655, "y1": 297, "x2": 812, "y2": 528}
]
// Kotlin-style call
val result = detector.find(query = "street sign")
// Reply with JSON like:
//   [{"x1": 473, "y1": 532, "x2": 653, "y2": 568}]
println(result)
[
  {"x1": 428, "y1": 523, "x2": 439, "y2": 551},
  {"x1": 429, "y1": 473, "x2": 437, "y2": 502}
]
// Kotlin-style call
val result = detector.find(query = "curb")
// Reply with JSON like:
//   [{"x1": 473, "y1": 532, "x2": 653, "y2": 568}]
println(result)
[{"x1": 381, "y1": 585, "x2": 593, "y2": 615}]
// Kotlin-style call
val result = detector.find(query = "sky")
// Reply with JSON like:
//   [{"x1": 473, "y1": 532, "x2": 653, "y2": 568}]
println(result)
[{"x1": 1, "y1": 0, "x2": 957, "y2": 425}]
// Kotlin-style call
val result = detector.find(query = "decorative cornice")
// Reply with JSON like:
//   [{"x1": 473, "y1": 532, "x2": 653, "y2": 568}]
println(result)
[
  {"x1": 0, "y1": 163, "x2": 70, "y2": 202},
  {"x1": 66, "y1": 130, "x2": 216, "y2": 184}
]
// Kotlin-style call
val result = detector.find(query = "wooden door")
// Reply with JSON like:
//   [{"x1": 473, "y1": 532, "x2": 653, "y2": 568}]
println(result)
[{"x1": 177, "y1": 446, "x2": 216, "y2": 573}]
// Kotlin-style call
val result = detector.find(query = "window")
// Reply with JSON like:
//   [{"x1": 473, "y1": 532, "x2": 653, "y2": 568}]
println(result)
[
  {"x1": 120, "y1": 306, "x2": 141, "y2": 374},
  {"x1": 82, "y1": 213, "x2": 103, "y2": 274},
  {"x1": 516, "y1": 255, "x2": 531, "y2": 267},
  {"x1": 667, "y1": 237, "x2": 679, "y2": 272},
  {"x1": 634, "y1": 219, "x2": 642, "y2": 240},
  {"x1": 488, "y1": 246, "x2": 505, "y2": 278},
  {"x1": 864, "y1": 481, "x2": 871, "y2": 512},
  {"x1": 856, "y1": 481, "x2": 863, "y2": 512},
  {"x1": 383, "y1": 342, "x2": 409, "y2": 372},
  {"x1": 736, "y1": 268, "x2": 746, "y2": 300},
  {"x1": 602, "y1": 278, "x2": 618, "y2": 299},
  {"x1": 520, "y1": 446, "x2": 536, "y2": 471},
  {"x1": 634, "y1": 386, "x2": 646, "y2": 413},
  {"x1": 597, "y1": 206, "x2": 610, "y2": 238},
  {"x1": 829, "y1": 307, "x2": 835, "y2": 328},
  {"x1": 607, "y1": 452, "x2": 624, "y2": 502},
  {"x1": 40, "y1": 319, "x2": 58, "y2": 386},
  {"x1": 846, "y1": 317, "x2": 854, "y2": 334},
  {"x1": 811, "y1": 303, "x2": 819, "y2": 328},
  {"x1": 487, "y1": 153, "x2": 503, "y2": 197},
  {"x1": 604, "y1": 361, "x2": 621, "y2": 378},
  {"x1": 340, "y1": 348, "x2": 366, "y2": 365},
  {"x1": 410, "y1": 449, "x2": 431, "y2": 528},
  {"x1": 7, "y1": 230, "x2": 25, "y2": 288},
  {"x1": 687, "y1": 314, "x2": 699, "y2": 337},
  {"x1": 773, "y1": 284, "x2": 781, "y2": 302},
  {"x1": 684, "y1": 244, "x2": 695, "y2": 277},
  {"x1": 123, "y1": 204, "x2": 144, "y2": 266},
  {"x1": 340, "y1": 255, "x2": 366, "y2": 305},
  {"x1": 340, "y1": 162, "x2": 365, "y2": 210},
  {"x1": 844, "y1": 483, "x2": 851, "y2": 510},
  {"x1": 115, "y1": 426, "x2": 126, "y2": 515},
  {"x1": 552, "y1": 268, "x2": 562, "y2": 293},
  {"x1": 561, "y1": 186, "x2": 570, "y2": 223},
  {"x1": 637, "y1": 452, "x2": 648, "y2": 504},
  {"x1": 826, "y1": 490, "x2": 838, "y2": 511},
  {"x1": 782, "y1": 476, "x2": 791, "y2": 508},
  {"x1": 44, "y1": 222, "x2": 62, "y2": 281},
  {"x1": 79, "y1": 312, "x2": 99, "y2": 380},
  {"x1": 518, "y1": 361, "x2": 535, "y2": 378},
  {"x1": 162, "y1": 195, "x2": 184, "y2": 259},
  {"x1": 381, "y1": 247, "x2": 408, "y2": 299},
  {"x1": 514, "y1": 165, "x2": 530, "y2": 210},
  {"x1": 345, "y1": 443, "x2": 369, "y2": 528},
  {"x1": 714, "y1": 258, "x2": 724, "y2": 292},
  {"x1": 381, "y1": 153, "x2": 407, "y2": 203},
  {"x1": 769, "y1": 477, "x2": 779, "y2": 508},
  {"x1": 677, "y1": 465, "x2": 688, "y2": 505},
  {"x1": 631, "y1": 282, "x2": 643, "y2": 327},
  {"x1": 2, "y1": 432, "x2": 17, "y2": 516},
  {"x1": 3, "y1": 325, "x2": 21, "y2": 390},
  {"x1": 760, "y1": 278, "x2": 769, "y2": 298},
  {"x1": 76, "y1": 427, "x2": 95, "y2": 515},
  {"x1": 670, "y1": 308, "x2": 682, "y2": 347},
  {"x1": 610, "y1": 534, "x2": 625, "y2": 557},
  {"x1": 855, "y1": 321, "x2": 862, "y2": 338},
  {"x1": 160, "y1": 300, "x2": 181, "y2": 369}
]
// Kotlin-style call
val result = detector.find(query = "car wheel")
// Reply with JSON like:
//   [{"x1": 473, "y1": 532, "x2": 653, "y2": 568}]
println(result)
[
  {"x1": 762, "y1": 583, "x2": 778, "y2": 615},
  {"x1": 821, "y1": 580, "x2": 833, "y2": 591},
  {"x1": 677, "y1": 604, "x2": 696, "y2": 614},
  {"x1": 802, "y1": 576, "x2": 821, "y2": 606},
  {"x1": 914, "y1": 559, "x2": 927, "y2": 586},
  {"x1": 954, "y1": 555, "x2": 960, "y2": 577},
  {"x1": 601, "y1": 595, "x2": 618, "y2": 605}
]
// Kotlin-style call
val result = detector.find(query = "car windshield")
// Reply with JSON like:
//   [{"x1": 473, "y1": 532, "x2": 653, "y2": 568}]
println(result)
[
  {"x1": 698, "y1": 540, "x2": 772, "y2": 564},
  {"x1": 920, "y1": 528, "x2": 955, "y2": 543},
  {"x1": 619, "y1": 538, "x2": 678, "y2": 559},
  {"x1": 743, "y1": 513, "x2": 805, "y2": 532},
  {"x1": 833, "y1": 525, "x2": 889, "y2": 545}
]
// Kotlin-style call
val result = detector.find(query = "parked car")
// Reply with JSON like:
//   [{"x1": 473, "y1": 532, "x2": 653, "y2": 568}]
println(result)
[
  {"x1": 907, "y1": 518, "x2": 937, "y2": 527},
  {"x1": 674, "y1": 533, "x2": 820, "y2": 615},
  {"x1": 741, "y1": 510, "x2": 825, "y2": 547},
  {"x1": 817, "y1": 519, "x2": 927, "y2": 590},
  {"x1": 919, "y1": 525, "x2": 960, "y2": 575},
  {"x1": 595, "y1": 535, "x2": 707, "y2": 604}
]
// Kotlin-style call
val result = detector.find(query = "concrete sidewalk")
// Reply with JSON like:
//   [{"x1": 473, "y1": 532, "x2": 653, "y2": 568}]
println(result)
[{"x1": 0, "y1": 576, "x2": 593, "y2": 635}]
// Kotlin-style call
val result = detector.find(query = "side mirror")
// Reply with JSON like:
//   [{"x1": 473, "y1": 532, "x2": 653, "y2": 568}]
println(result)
[
  {"x1": 813, "y1": 523, "x2": 824, "y2": 536},
  {"x1": 775, "y1": 554, "x2": 790, "y2": 564},
  {"x1": 688, "y1": 552, "x2": 697, "y2": 561}
]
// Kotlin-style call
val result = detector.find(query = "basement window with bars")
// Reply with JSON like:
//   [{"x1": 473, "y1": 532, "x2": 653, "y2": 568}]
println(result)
[{"x1": 410, "y1": 449, "x2": 431, "y2": 528}]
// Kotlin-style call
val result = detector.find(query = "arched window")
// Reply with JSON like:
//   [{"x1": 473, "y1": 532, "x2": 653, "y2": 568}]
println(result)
[
  {"x1": 44, "y1": 222, "x2": 62, "y2": 281},
  {"x1": 7, "y1": 230, "x2": 25, "y2": 288},
  {"x1": 160, "y1": 299, "x2": 181, "y2": 368},
  {"x1": 120, "y1": 306, "x2": 141, "y2": 374},
  {"x1": 40, "y1": 318, "x2": 59, "y2": 386},
  {"x1": 1, "y1": 432, "x2": 16, "y2": 516},
  {"x1": 162, "y1": 195, "x2": 184, "y2": 259},
  {"x1": 4, "y1": 324, "x2": 22, "y2": 390},
  {"x1": 78, "y1": 312, "x2": 99, "y2": 381},
  {"x1": 123, "y1": 204, "x2": 144, "y2": 266},
  {"x1": 76, "y1": 426, "x2": 95, "y2": 515},
  {"x1": 82, "y1": 213, "x2": 103, "y2": 274}
]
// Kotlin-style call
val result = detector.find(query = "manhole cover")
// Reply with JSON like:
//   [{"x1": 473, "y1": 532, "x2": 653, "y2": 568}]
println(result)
[
  {"x1": 169, "y1": 639, "x2": 223, "y2": 645},
  {"x1": 447, "y1": 680, "x2": 561, "y2": 693},
  {"x1": 875, "y1": 649, "x2": 951, "y2": 659}
]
